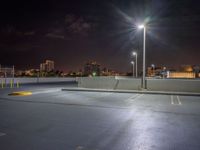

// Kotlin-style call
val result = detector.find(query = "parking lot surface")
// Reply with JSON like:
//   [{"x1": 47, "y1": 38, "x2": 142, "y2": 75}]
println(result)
[{"x1": 0, "y1": 83, "x2": 200, "y2": 150}]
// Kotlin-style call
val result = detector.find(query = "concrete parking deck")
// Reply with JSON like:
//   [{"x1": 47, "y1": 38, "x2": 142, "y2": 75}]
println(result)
[{"x1": 0, "y1": 83, "x2": 200, "y2": 150}]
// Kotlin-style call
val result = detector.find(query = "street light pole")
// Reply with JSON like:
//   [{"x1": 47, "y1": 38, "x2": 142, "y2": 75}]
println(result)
[
  {"x1": 143, "y1": 26, "x2": 146, "y2": 88},
  {"x1": 133, "y1": 52, "x2": 138, "y2": 78},
  {"x1": 131, "y1": 61, "x2": 135, "y2": 77},
  {"x1": 138, "y1": 24, "x2": 146, "y2": 89}
]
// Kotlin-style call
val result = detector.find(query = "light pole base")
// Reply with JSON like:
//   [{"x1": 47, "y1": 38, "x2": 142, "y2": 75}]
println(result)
[{"x1": 140, "y1": 88, "x2": 147, "y2": 91}]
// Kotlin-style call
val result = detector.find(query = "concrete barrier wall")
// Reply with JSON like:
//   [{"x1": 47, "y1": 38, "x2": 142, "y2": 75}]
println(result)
[
  {"x1": 78, "y1": 77, "x2": 117, "y2": 89},
  {"x1": 115, "y1": 76, "x2": 141, "y2": 90},
  {"x1": 78, "y1": 76, "x2": 141, "y2": 90},
  {"x1": 0, "y1": 77, "x2": 76, "y2": 84},
  {"x1": 147, "y1": 79, "x2": 200, "y2": 92},
  {"x1": 1, "y1": 77, "x2": 199, "y2": 93},
  {"x1": 78, "y1": 77, "x2": 200, "y2": 93}
]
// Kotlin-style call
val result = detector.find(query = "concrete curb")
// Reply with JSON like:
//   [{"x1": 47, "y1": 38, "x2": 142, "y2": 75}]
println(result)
[{"x1": 62, "y1": 88, "x2": 200, "y2": 96}]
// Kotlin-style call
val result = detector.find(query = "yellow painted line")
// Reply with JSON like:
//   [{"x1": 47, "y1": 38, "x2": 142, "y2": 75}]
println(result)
[{"x1": 8, "y1": 91, "x2": 32, "y2": 96}]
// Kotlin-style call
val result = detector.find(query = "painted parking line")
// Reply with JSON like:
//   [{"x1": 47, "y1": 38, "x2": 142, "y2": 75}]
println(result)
[
  {"x1": 127, "y1": 94, "x2": 144, "y2": 104},
  {"x1": 171, "y1": 95, "x2": 174, "y2": 105},
  {"x1": 136, "y1": 94, "x2": 144, "y2": 99},
  {"x1": 87, "y1": 92, "x2": 113, "y2": 99},
  {"x1": 177, "y1": 96, "x2": 182, "y2": 105},
  {"x1": 171, "y1": 95, "x2": 182, "y2": 105}
]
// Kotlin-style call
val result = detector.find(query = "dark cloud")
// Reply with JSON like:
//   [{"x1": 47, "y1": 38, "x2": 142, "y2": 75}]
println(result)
[
  {"x1": 65, "y1": 14, "x2": 96, "y2": 36},
  {"x1": 1, "y1": 25, "x2": 36, "y2": 37},
  {"x1": 45, "y1": 33, "x2": 65, "y2": 39},
  {"x1": 24, "y1": 31, "x2": 35, "y2": 36}
]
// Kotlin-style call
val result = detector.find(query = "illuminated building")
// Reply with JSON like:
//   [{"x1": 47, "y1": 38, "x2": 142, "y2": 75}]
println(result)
[
  {"x1": 167, "y1": 72, "x2": 195, "y2": 78},
  {"x1": 40, "y1": 63, "x2": 46, "y2": 72},
  {"x1": 40, "y1": 60, "x2": 55, "y2": 72},
  {"x1": 147, "y1": 66, "x2": 167, "y2": 77},
  {"x1": 101, "y1": 68, "x2": 119, "y2": 76},
  {"x1": 193, "y1": 65, "x2": 200, "y2": 78},
  {"x1": 84, "y1": 61, "x2": 100, "y2": 76},
  {"x1": 167, "y1": 65, "x2": 200, "y2": 78},
  {"x1": 180, "y1": 65, "x2": 193, "y2": 72}
]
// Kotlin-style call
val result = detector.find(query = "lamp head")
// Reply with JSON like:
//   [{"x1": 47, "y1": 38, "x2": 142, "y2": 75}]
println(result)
[
  {"x1": 138, "y1": 24, "x2": 145, "y2": 29},
  {"x1": 132, "y1": 52, "x2": 137, "y2": 56}
]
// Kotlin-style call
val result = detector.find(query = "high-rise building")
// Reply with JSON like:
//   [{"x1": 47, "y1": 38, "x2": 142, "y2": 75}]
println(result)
[
  {"x1": 40, "y1": 60, "x2": 55, "y2": 72},
  {"x1": 180, "y1": 65, "x2": 193, "y2": 72},
  {"x1": 84, "y1": 61, "x2": 100, "y2": 76},
  {"x1": 40, "y1": 63, "x2": 46, "y2": 72},
  {"x1": 45, "y1": 60, "x2": 54, "y2": 72}
]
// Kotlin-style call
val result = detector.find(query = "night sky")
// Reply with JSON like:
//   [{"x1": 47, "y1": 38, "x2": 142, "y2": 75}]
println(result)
[{"x1": 0, "y1": 0, "x2": 200, "y2": 72}]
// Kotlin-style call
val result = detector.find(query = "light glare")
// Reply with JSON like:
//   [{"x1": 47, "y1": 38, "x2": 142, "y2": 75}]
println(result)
[
  {"x1": 133, "y1": 52, "x2": 137, "y2": 56},
  {"x1": 138, "y1": 24, "x2": 145, "y2": 29}
]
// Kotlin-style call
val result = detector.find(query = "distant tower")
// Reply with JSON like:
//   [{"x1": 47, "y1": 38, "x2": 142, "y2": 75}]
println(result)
[
  {"x1": 40, "y1": 60, "x2": 55, "y2": 72},
  {"x1": 40, "y1": 63, "x2": 46, "y2": 72},
  {"x1": 84, "y1": 61, "x2": 100, "y2": 76},
  {"x1": 45, "y1": 60, "x2": 54, "y2": 72}
]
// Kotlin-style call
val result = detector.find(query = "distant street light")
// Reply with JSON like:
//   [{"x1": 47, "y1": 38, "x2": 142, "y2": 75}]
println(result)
[
  {"x1": 138, "y1": 24, "x2": 146, "y2": 89},
  {"x1": 131, "y1": 61, "x2": 135, "y2": 77},
  {"x1": 151, "y1": 64, "x2": 155, "y2": 77},
  {"x1": 132, "y1": 52, "x2": 138, "y2": 78}
]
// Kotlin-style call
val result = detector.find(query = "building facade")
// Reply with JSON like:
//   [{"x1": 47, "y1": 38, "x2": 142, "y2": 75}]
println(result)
[
  {"x1": 84, "y1": 61, "x2": 100, "y2": 76},
  {"x1": 40, "y1": 60, "x2": 55, "y2": 72}
]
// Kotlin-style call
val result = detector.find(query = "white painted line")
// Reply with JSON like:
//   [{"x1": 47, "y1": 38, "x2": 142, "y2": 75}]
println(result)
[
  {"x1": 171, "y1": 95, "x2": 174, "y2": 105},
  {"x1": 129, "y1": 94, "x2": 143, "y2": 100},
  {"x1": 171, "y1": 95, "x2": 182, "y2": 105},
  {"x1": 0, "y1": 132, "x2": 6, "y2": 137},
  {"x1": 129, "y1": 94, "x2": 139, "y2": 99},
  {"x1": 126, "y1": 95, "x2": 136, "y2": 102},
  {"x1": 127, "y1": 94, "x2": 144, "y2": 104},
  {"x1": 177, "y1": 96, "x2": 182, "y2": 105},
  {"x1": 137, "y1": 94, "x2": 144, "y2": 99},
  {"x1": 33, "y1": 89, "x2": 61, "y2": 94},
  {"x1": 85, "y1": 92, "x2": 113, "y2": 100}
]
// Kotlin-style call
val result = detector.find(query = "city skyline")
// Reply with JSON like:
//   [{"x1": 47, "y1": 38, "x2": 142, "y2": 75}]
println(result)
[{"x1": 0, "y1": 0, "x2": 200, "y2": 72}]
